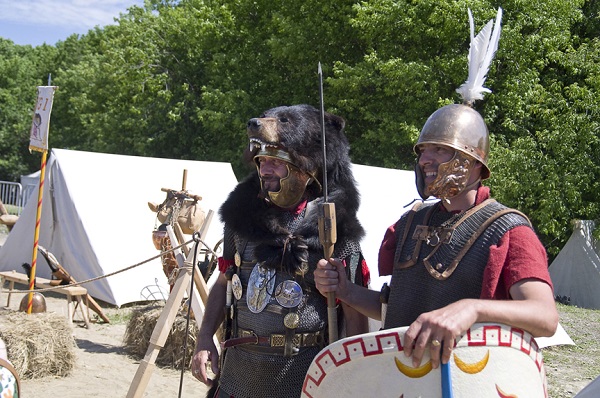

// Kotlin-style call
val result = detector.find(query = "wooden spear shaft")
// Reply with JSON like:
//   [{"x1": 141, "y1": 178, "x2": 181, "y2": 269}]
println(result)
[
  {"x1": 318, "y1": 202, "x2": 338, "y2": 343},
  {"x1": 317, "y1": 61, "x2": 338, "y2": 343}
]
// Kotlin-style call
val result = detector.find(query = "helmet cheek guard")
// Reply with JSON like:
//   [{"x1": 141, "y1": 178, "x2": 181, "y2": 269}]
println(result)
[
  {"x1": 414, "y1": 104, "x2": 490, "y2": 180},
  {"x1": 414, "y1": 160, "x2": 428, "y2": 200},
  {"x1": 420, "y1": 151, "x2": 477, "y2": 203},
  {"x1": 263, "y1": 163, "x2": 314, "y2": 208},
  {"x1": 254, "y1": 147, "x2": 320, "y2": 208}
]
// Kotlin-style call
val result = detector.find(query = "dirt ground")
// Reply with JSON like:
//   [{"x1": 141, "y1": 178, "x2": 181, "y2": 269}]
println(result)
[
  {"x1": 0, "y1": 287, "x2": 210, "y2": 398},
  {"x1": 543, "y1": 303, "x2": 600, "y2": 398}
]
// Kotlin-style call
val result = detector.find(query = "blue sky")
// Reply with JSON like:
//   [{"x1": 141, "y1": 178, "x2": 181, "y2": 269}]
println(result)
[{"x1": 0, "y1": 0, "x2": 144, "y2": 47}]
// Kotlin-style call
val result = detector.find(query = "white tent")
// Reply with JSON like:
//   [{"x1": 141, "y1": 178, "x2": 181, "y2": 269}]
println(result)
[
  {"x1": 575, "y1": 376, "x2": 600, "y2": 398},
  {"x1": 351, "y1": 164, "x2": 421, "y2": 291},
  {"x1": 0, "y1": 149, "x2": 238, "y2": 307},
  {"x1": 351, "y1": 164, "x2": 422, "y2": 331},
  {"x1": 19, "y1": 169, "x2": 40, "y2": 206},
  {"x1": 549, "y1": 220, "x2": 600, "y2": 309}
]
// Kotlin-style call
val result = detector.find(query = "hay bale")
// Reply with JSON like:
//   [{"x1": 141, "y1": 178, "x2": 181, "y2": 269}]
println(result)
[
  {"x1": 0, "y1": 311, "x2": 76, "y2": 379},
  {"x1": 123, "y1": 302, "x2": 199, "y2": 369}
]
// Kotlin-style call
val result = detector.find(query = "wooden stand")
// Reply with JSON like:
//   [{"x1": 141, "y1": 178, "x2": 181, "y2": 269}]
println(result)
[
  {"x1": 0, "y1": 270, "x2": 91, "y2": 328},
  {"x1": 126, "y1": 218, "x2": 216, "y2": 397}
]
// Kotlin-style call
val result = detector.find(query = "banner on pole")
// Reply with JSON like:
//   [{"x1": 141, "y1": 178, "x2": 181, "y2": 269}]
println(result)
[{"x1": 29, "y1": 86, "x2": 58, "y2": 152}]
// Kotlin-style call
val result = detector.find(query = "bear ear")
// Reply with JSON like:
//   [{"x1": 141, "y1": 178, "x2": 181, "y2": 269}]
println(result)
[{"x1": 325, "y1": 112, "x2": 345, "y2": 133}]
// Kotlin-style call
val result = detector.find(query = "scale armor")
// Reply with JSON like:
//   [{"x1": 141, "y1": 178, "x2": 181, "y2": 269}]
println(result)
[{"x1": 384, "y1": 200, "x2": 531, "y2": 329}]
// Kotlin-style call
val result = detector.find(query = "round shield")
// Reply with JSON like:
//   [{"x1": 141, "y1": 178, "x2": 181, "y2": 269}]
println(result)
[
  {"x1": 301, "y1": 322, "x2": 547, "y2": 398},
  {"x1": 246, "y1": 264, "x2": 276, "y2": 313},
  {"x1": 275, "y1": 280, "x2": 303, "y2": 308}
]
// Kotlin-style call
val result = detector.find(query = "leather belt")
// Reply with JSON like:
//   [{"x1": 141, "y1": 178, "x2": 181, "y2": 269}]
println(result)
[
  {"x1": 223, "y1": 328, "x2": 325, "y2": 349},
  {"x1": 236, "y1": 301, "x2": 288, "y2": 315}
]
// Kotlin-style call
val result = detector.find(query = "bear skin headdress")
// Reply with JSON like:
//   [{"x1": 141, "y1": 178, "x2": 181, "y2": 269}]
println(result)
[{"x1": 219, "y1": 104, "x2": 364, "y2": 274}]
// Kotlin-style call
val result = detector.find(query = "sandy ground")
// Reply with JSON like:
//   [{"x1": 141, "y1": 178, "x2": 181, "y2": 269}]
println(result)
[
  {"x1": 0, "y1": 230, "x2": 209, "y2": 398},
  {"x1": 0, "y1": 288, "x2": 210, "y2": 398}
]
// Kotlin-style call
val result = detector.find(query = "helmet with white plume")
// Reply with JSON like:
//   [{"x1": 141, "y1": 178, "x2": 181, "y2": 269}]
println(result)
[{"x1": 415, "y1": 8, "x2": 502, "y2": 202}]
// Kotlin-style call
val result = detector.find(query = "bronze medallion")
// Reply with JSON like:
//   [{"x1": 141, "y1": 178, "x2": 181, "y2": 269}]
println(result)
[
  {"x1": 274, "y1": 280, "x2": 303, "y2": 308},
  {"x1": 283, "y1": 312, "x2": 300, "y2": 329},
  {"x1": 231, "y1": 273, "x2": 243, "y2": 300}
]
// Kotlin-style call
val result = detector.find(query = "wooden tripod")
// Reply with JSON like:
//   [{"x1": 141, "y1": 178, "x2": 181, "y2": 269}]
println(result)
[{"x1": 126, "y1": 215, "x2": 216, "y2": 398}]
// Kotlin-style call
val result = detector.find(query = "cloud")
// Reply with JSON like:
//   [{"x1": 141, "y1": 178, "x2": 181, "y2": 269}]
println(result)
[{"x1": 0, "y1": 0, "x2": 143, "y2": 30}]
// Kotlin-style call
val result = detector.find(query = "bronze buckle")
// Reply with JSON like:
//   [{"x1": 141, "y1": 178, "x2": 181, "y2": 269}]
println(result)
[{"x1": 240, "y1": 329, "x2": 259, "y2": 344}]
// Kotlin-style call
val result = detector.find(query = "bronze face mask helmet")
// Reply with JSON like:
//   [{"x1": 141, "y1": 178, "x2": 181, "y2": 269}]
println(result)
[
  {"x1": 414, "y1": 7, "x2": 503, "y2": 203},
  {"x1": 414, "y1": 104, "x2": 490, "y2": 202},
  {"x1": 254, "y1": 146, "x2": 320, "y2": 208}
]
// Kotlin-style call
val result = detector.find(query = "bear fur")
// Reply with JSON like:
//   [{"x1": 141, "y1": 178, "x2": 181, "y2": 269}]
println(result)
[{"x1": 219, "y1": 104, "x2": 364, "y2": 274}]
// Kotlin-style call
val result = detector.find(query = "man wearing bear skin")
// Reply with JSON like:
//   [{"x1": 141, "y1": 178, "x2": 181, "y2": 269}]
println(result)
[{"x1": 192, "y1": 104, "x2": 369, "y2": 398}]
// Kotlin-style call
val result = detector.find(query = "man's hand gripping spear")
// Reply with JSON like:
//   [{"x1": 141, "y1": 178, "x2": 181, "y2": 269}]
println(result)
[{"x1": 317, "y1": 62, "x2": 339, "y2": 344}]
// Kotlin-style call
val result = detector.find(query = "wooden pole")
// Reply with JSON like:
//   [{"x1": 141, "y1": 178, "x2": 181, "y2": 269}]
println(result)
[
  {"x1": 181, "y1": 169, "x2": 188, "y2": 191},
  {"x1": 26, "y1": 150, "x2": 47, "y2": 314}
]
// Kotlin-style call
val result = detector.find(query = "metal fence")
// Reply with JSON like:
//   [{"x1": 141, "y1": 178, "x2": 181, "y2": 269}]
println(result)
[{"x1": 0, "y1": 181, "x2": 27, "y2": 215}]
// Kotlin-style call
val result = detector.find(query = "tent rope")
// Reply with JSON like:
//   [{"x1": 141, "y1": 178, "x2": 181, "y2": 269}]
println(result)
[{"x1": 9, "y1": 237, "x2": 216, "y2": 295}]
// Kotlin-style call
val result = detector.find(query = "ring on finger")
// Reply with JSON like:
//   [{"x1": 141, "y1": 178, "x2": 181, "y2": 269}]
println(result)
[{"x1": 431, "y1": 339, "x2": 441, "y2": 347}]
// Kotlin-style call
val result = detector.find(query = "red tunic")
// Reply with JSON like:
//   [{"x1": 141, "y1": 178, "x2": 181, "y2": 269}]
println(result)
[{"x1": 378, "y1": 186, "x2": 553, "y2": 299}]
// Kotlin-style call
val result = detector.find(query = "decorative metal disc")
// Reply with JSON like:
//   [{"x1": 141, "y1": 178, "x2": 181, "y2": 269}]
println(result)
[
  {"x1": 246, "y1": 264, "x2": 276, "y2": 313},
  {"x1": 231, "y1": 273, "x2": 243, "y2": 300},
  {"x1": 283, "y1": 312, "x2": 300, "y2": 329},
  {"x1": 275, "y1": 280, "x2": 304, "y2": 308},
  {"x1": 234, "y1": 252, "x2": 242, "y2": 267},
  {"x1": 427, "y1": 231, "x2": 440, "y2": 246}
]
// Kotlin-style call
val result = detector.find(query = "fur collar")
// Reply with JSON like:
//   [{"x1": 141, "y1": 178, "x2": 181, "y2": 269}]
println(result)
[{"x1": 219, "y1": 171, "x2": 364, "y2": 272}]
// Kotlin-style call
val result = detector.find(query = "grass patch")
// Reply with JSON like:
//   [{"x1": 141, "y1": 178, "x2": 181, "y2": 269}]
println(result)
[
  {"x1": 4, "y1": 204, "x2": 21, "y2": 215},
  {"x1": 543, "y1": 303, "x2": 600, "y2": 397},
  {"x1": 104, "y1": 309, "x2": 134, "y2": 325},
  {"x1": 97, "y1": 301, "x2": 166, "y2": 325}
]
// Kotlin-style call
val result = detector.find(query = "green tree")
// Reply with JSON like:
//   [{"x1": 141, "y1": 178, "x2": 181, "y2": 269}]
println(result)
[
  {"x1": 2, "y1": 0, "x2": 600, "y2": 260},
  {"x1": 0, "y1": 39, "x2": 57, "y2": 181}
]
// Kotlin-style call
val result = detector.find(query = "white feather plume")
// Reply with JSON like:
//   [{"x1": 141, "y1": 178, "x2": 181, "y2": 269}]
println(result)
[{"x1": 456, "y1": 7, "x2": 503, "y2": 103}]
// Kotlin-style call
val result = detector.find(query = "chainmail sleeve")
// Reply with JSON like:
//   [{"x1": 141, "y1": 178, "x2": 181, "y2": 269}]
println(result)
[{"x1": 334, "y1": 237, "x2": 365, "y2": 286}]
